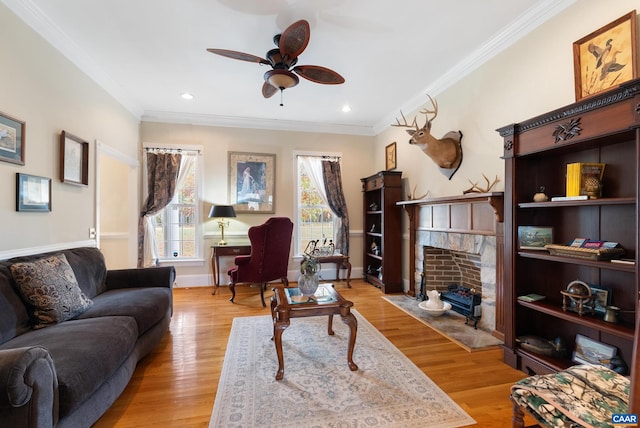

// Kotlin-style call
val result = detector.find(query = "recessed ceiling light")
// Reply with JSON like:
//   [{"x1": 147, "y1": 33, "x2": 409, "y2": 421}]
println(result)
[
  {"x1": 341, "y1": 104, "x2": 351, "y2": 113},
  {"x1": 181, "y1": 92, "x2": 194, "y2": 100}
]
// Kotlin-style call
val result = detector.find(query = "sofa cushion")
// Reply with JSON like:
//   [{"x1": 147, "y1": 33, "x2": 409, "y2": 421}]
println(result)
[
  {"x1": 10, "y1": 254, "x2": 93, "y2": 329},
  {"x1": 0, "y1": 316, "x2": 138, "y2": 419},
  {"x1": 75, "y1": 287, "x2": 172, "y2": 336}
]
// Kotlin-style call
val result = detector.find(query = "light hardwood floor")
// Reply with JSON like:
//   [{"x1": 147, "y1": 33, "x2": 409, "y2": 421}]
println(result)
[{"x1": 94, "y1": 279, "x2": 535, "y2": 427}]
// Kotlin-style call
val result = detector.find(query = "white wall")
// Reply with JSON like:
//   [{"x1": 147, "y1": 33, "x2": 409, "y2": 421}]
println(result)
[{"x1": 0, "y1": 3, "x2": 139, "y2": 256}]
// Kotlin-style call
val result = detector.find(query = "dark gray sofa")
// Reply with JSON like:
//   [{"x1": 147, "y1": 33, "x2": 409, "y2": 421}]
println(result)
[{"x1": 0, "y1": 247, "x2": 175, "y2": 428}]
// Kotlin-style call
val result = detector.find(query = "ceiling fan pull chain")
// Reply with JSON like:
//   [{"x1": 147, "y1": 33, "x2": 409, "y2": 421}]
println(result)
[{"x1": 280, "y1": 89, "x2": 284, "y2": 107}]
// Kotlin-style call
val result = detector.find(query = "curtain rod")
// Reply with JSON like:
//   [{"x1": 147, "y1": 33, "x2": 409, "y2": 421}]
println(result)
[
  {"x1": 296, "y1": 154, "x2": 341, "y2": 161},
  {"x1": 144, "y1": 147, "x2": 201, "y2": 154}
]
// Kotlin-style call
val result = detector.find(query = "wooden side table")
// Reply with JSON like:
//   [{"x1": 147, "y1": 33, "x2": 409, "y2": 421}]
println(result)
[
  {"x1": 310, "y1": 255, "x2": 352, "y2": 287},
  {"x1": 211, "y1": 240, "x2": 251, "y2": 295},
  {"x1": 270, "y1": 284, "x2": 358, "y2": 380}
]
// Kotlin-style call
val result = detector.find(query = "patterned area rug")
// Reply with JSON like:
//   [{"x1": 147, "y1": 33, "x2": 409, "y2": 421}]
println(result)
[
  {"x1": 209, "y1": 310, "x2": 476, "y2": 428},
  {"x1": 382, "y1": 295, "x2": 503, "y2": 351}
]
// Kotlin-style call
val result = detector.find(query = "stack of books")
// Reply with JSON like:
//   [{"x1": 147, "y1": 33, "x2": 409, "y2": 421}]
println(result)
[{"x1": 565, "y1": 162, "x2": 605, "y2": 197}]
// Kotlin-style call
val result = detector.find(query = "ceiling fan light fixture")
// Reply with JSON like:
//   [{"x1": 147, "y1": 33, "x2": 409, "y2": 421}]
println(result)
[{"x1": 264, "y1": 69, "x2": 299, "y2": 90}]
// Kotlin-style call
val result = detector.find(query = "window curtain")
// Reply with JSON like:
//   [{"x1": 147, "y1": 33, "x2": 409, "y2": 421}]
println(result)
[
  {"x1": 137, "y1": 151, "x2": 182, "y2": 267},
  {"x1": 321, "y1": 160, "x2": 349, "y2": 256},
  {"x1": 299, "y1": 156, "x2": 329, "y2": 206}
]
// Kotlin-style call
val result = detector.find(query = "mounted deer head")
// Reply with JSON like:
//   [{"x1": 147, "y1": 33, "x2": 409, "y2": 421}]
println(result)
[{"x1": 392, "y1": 95, "x2": 463, "y2": 180}]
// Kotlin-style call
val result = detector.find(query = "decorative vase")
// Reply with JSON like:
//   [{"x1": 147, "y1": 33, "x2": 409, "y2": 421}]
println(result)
[{"x1": 298, "y1": 273, "x2": 319, "y2": 296}]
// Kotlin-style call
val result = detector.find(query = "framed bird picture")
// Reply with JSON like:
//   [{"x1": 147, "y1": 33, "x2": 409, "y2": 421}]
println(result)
[{"x1": 573, "y1": 10, "x2": 637, "y2": 101}]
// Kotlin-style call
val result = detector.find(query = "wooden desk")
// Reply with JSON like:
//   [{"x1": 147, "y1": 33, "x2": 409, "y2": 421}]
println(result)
[
  {"x1": 211, "y1": 240, "x2": 251, "y2": 295},
  {"x1": 311, "y1": 255, "x2": 352, "y2": 287},
  {"x1": 270, "y1": 284, "x2": 358, "y2": 380}
]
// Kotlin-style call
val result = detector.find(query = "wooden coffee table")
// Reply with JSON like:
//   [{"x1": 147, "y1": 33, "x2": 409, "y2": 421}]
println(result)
[{"x1": 270, "y1": 284, "x2": 358, "y2": 380}]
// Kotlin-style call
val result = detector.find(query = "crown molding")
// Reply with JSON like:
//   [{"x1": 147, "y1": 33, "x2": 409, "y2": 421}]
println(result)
[
  {"x1": 373, "y1": 0, "x2": 577, "y2": 135},
  {"x1": 141, "y1": 110, "x2": 377, "y2": 136}
]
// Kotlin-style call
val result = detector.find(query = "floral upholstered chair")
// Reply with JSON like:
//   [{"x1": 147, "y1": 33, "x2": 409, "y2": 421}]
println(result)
[{"x1": 510, "y1": 364, "x2": 629, "y2": 428}]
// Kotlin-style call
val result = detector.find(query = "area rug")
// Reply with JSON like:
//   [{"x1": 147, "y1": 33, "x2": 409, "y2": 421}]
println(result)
[
  {"x1": 382, "y1": 295, "x2": 503, "y2": 352},
  {"x1": 209, "y1": 310, "x2": 476, "y2": 428}
]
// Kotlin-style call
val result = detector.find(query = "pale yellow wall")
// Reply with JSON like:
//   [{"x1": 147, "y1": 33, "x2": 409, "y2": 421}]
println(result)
[
  {"x1": 141, "y1": 122, "x2": 374, "y2": 284},
  {"x1": 374, "y1": 0, "x2": 638, "y2": 287},
  {"x1": 0, "y1": 3, "x2": 139, "y2": 254}
]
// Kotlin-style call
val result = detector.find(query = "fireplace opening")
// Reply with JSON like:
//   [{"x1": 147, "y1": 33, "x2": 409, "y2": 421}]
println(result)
[{"x1": 419, "y1": 243, "x2": 496, "y2": 333}]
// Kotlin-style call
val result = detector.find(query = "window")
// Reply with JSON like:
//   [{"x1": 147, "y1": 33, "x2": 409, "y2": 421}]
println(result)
[
  {"x1": 146, "y1": 147, "x2": 203, "y2": 262},
  {"x1": 295, "y1": 153, "x2": 339, "y2": 255}
]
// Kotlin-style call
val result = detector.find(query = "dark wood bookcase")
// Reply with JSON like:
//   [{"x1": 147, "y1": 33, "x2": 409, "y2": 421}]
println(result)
[
  {"x1": 361, "y1": 170, "x2": 403, "y2": 293},
  {"x1": 497, "y1": 78, "x2": 640, "y2": 397}
]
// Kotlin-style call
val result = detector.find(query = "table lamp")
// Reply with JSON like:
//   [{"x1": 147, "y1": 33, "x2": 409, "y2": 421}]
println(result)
[{"x1": 209, "y1": 205, "x2": 236, "y2": 245}]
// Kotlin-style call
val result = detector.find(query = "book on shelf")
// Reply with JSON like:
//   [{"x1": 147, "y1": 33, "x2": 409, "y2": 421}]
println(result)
[
  {"x1": 611, "y1": 258, "x2": 636, "y2": 265},
  {"x1": 517, "y1": 293, "x2": 546, "y2": 302},
  {"x1": 550, "y1": 195, "x2": 588, "y2": 201},
  {"x1": 565, "y1": 162, "x2": 605, "y2": 197}
]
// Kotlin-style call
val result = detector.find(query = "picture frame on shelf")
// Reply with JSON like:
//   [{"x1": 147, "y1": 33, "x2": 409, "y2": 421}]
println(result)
[
  {"x1": 0, "y1": 111, "x2": 25, "y2": 165},
  {"x1": 60, "y1": 131, "x2": 89, "y2": 186},
  {"x1": 385, "y1": 142, "x2": 396, "y2": 170},
  {"x1": 228, "y1": 151, "x2": 275, "y2": 214},
  {"x1": 517, "y1": 226, "x2": 553, "y2": 250},
  {"x1": 572, "y1": 334, "x2": 616, "y2": 368},
  {"x1": 588, "y1": 285, "x2": 612, "y2": 314},
  {"x1": 16, "y1": 173, "x2": 51, "y2": 212},
  {"x1": 573, "y1": 10, "x2": 638, "y2": 101}
]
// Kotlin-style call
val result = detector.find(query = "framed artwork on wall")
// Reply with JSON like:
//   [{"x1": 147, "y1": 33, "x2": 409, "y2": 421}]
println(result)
[
  {"x1": 0, "y1": 111, "x2": 25, "y2": 165},
  {"x1": 60, "y1": 131, "x2": 89, "y2": 186},
  {"x1": 573, "y1": 10, "x2": 638, "y2": 101},
  {"x1": 228, "y1": 151, "x2": 275, "y2": 213},
  {"x1": 16, "y1": 173, "x2": 51, "y2": 212},
  {"x1": 385, "y1": 142, "x2": 397, "y2": 170}
]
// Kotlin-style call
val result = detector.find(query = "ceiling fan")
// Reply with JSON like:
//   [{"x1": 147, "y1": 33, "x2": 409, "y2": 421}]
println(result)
[{"x1": 207, "y1": 19, "x2": 345, "y2": 105}]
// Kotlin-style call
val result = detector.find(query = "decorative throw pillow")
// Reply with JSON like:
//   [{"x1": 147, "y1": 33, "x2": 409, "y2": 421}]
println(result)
[{"x1": 10, "y1": 253, "x2": 93, "y2": 329}]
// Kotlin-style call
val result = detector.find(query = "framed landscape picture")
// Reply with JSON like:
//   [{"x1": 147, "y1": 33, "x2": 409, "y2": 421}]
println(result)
[
  {"x1": 573, "y1": 10, "x2": 638, "y2": 101},
  {"x1": 517, "y1": 226, "x2": 553, "y2": 250},
  {"x1": 573, "y1": 334, "x2": 616, "y2": 368},
  {"x1": 228, "y1": 151, "x2": 275, "y2": 214},
  {"x1": 0, "y1": 111, "x2": 25, "y2": 165}
]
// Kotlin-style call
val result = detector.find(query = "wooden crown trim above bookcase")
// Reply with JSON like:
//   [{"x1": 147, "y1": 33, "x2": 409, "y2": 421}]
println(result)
[{"x1": 496, "y1": 78, "x2": 640, "y2": 138}]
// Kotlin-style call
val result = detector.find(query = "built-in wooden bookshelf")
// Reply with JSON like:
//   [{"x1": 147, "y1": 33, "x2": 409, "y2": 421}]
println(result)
[{"x1": 497, "y1": 78, "x2": 640, "y2": 410}]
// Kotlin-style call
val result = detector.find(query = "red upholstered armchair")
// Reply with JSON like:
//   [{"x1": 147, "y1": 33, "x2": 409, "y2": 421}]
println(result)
[{"x1": 228, "y1": 217, "x2": 294, "y2": 307}]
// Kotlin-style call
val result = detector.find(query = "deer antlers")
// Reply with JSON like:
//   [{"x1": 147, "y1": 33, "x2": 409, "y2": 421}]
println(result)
[
  {"x1": 463, "y1": 174, "x2": 500, "y2": 194},
  {"x1": 391, "y1": 94, "x2": 439, "y2": 131}
]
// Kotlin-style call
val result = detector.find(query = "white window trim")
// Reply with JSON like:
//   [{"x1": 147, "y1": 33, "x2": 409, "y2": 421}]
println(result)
[
  {"x1": 142, "y1": 142, "x2": 205, "y2": 263},
  {"x1": 293, "y1": 150, "x2": 341, "y2": 258}
]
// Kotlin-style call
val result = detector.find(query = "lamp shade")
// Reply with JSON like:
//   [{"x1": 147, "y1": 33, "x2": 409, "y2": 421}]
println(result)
[{"x1": 209, "y1": 205, "x2": 236, "y2": 218}]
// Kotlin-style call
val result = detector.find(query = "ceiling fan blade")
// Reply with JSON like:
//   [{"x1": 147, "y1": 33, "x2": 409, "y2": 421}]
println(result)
[
  {"x1": 293, "y1": 65, "x2": 345, "y2": 84},
  {"x1": 279, "y1": 19, "x2": 310, "y2": 59},
  {"x1": 262, "y1": 82, "x2": 278, "y2": 98},
  {"x1": 207, "y1": 48, "x2": 269, "y2": 64}
]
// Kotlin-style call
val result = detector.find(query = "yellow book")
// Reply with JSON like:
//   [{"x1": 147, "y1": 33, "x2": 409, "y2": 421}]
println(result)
[{"x1": 566, "y1": 162, "x2": 605, "y2": 198}]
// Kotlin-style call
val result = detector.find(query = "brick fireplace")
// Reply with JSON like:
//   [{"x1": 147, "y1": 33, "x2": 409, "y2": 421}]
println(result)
[{"x1": 398, "y1": 193, "x2": 504, "y2": 339}]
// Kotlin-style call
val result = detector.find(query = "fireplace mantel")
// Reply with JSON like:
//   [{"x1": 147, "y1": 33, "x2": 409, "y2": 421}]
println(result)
[
  {"x1": 397, "y1": 192, "x2": 504, "y2": 231},
  {"x1": 397, "y1": 192, "x2": 505, "y2": 338}
]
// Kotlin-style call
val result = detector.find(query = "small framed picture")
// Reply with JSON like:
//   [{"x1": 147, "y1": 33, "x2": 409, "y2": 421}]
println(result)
[
  {"x1": 385, "y1": 142, "x2": 397, "y2": 170},
  {"x1": 517, "y1": 226, "x2": 553, "y2": 250},
  {"x1": 60, "y1": 131, "x2": 89, "y2": 186},
  {"x1": 588, "y1": 285, "x2": 612, "y2": 314},
  {"x1": 16, "y1": 173, "x2": 51, "y2": 212},
  {"x1": 0, "y1": 111, "x2": 25, "y2": 165},
  {"x1": 573, "y1": 334, "x2": 616, "y2": 368}
]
